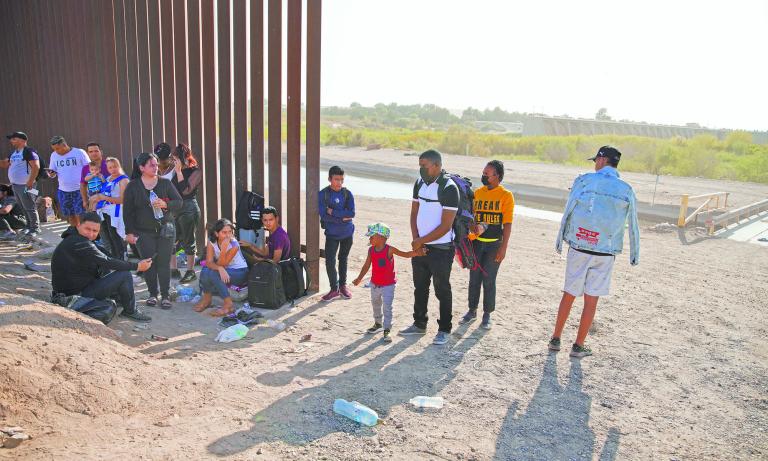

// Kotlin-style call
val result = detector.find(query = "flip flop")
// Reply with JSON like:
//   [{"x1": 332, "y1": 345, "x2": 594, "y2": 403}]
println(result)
[
  {"x1": 145, "y1": 297, "x2": 158, "y2": 307},
  {"x1": 193, "y1": 303, "x2": 212, "y2": 313},
  {"x1": 208, "y1": 307, "x2": 234, "y2": 318},
  {"x1": 160, "y1": 298, "x2": 172, "y2": 310}
]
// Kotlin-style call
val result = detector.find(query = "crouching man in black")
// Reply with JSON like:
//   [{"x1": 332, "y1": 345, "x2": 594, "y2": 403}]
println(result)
[{"x1": 51, "y1": 212, "x2": 153, "y2": 322}]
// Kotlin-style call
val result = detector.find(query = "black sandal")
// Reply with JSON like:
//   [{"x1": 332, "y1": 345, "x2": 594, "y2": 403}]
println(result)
[
  {"x1": 160, "y1": 298, "x2": 172, "y2": 310},
  {"x1": 145, "y1": 297, "x2": 158, "y2": 307}
]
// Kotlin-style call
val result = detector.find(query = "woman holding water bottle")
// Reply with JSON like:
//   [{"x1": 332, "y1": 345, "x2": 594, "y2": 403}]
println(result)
[{"x1": 123, "y1": 152, "x2": 182, "y2": 309}]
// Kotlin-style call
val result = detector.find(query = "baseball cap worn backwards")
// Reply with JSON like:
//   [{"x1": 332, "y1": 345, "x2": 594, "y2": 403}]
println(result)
[
  {"x1": 365, "y1": 223, "x2": 391, "y2": 238},
  {"x1": 588, "y1": 145, "x2": 621, "y2": 163},
  {"x1": 6, "y1": 131, "x2": 28, "y2": 140}
]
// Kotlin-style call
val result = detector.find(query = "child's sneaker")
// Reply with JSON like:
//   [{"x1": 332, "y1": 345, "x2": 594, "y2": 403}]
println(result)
[
  {"x1": 382, "y1": 329, "x2": 392, "y2": 343},
  {"x1": 366, "y1": 323, "x2": 383, "y2": 334},
  {"x1": 321, "y1": 289, "x2": 340, "y2": 302},
  {"x1": 339, "y1": 285, "x2": 352, "y2": 299},
  {"x1": 570, "y1": 343, "x2": 593, "y2": 358},
  {"x1": 171, "y1": 269, "x2": 183, "y2": 279},
  {"x1": 548, "y1": 337, "x2": 561, "y2": 351}
]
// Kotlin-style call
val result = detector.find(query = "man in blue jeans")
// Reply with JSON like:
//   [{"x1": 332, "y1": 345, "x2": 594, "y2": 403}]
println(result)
[
  {"x1": 400, "y1": 150, "x2": 459, "y2": 345},
  {"x1": 319, "y1": 166, "x2": 355, "y2": 302},
  {"x1": 51, "y1": 212, "x2": 153, "y2": 322}
]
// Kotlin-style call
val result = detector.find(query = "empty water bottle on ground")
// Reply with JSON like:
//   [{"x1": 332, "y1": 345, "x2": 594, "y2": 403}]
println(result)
[
  {"x1": 409, "y1": 396, "x2": 444, "y2": 409},
  {"x1": 333, "y1": 399, "x2": 378, "y2": 426},
  {"x1": 266, "y1": 319, "x2": 286, "y2": 331},
  {"x1": 149, "y1": 189, "x2": 164, "y2": 219}
]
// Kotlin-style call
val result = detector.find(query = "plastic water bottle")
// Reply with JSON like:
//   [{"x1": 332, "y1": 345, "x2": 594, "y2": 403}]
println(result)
[
  {"x1": 333, "y1": 399, "x2": 378, "y2": 426},
  {"x1": 149, "y1": 189, "x2": 164, "y2": 219},
  {"x1": 190, "y1": 295, "x2": 201, "y2": 304},
  {"x1": 266, "y1": 319, "x2": 286, "y2": 331},
  {"x1": 177, "y1": 295, "x2": 190, "y2": 303},
  {"x1": 409, "y1": 396, "x2": 444, "y2": 409}
]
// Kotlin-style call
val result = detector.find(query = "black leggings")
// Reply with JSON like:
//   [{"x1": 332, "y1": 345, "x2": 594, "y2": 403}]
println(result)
[
  {"x1": 136, "y1": 231, "x2": 173, "y2": 298},
  {"x1": 99, "y1": 215, "x2": 126, "y2": 260},
  {"x1": 175, "y1": 199, "x2": 200, "y2": 256}
]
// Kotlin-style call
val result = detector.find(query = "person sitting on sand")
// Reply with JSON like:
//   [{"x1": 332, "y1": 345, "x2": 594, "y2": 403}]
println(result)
[
  {"x1": 194, "y1": 218, "x2": 250, "y2": 317},
  {"x1": 51, "y1": 212, "x2": 153, "y2": 322}
]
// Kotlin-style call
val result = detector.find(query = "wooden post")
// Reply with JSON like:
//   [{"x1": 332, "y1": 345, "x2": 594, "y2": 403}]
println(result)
[{"x1": 677, "y1": 194, "x2": 689, "y2": 227}]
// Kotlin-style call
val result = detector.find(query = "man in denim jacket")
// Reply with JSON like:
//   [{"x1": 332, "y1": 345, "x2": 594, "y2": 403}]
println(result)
[{"x1": 549, "y1": 146, "x2": 640, "y2": 358}]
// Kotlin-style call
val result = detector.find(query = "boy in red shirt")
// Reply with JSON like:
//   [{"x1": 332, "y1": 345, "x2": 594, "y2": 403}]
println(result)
[{"x1": 353, "y1": 223, "x2": 424, "y2": 342}]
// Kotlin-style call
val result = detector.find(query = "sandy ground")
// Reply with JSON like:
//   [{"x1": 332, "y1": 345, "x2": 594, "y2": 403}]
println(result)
[
  {"x1": 1, "y1": 176, "x2": 767, "y2": 459},
  {"x1": 318, "y1": 146, "x2": 768, "y2": 210}
]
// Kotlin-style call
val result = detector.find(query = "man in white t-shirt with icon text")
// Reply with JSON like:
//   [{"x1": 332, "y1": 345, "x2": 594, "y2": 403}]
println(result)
[{"x1": 47, "y1": 135, "x2": 90, "y2": 227}]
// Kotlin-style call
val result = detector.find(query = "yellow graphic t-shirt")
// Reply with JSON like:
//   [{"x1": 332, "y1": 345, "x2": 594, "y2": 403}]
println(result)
[{"x1": 473, "y1": 184, "x2": 515, "y2": 240}]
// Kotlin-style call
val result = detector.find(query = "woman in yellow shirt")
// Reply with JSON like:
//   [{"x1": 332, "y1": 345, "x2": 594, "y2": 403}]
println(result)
[{"x1": 459, "y1": 160, "x2": 514, "y2": 329}]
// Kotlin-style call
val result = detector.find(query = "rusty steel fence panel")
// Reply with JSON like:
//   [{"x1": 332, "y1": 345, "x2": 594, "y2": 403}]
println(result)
[
  {"x1": 286, "y1": 0, "x2": 301, "y2": 258},
  {"x1": 0, "y1": 0, "x2": 322, "y2": 290},
  {"x1": 250, "y1": 0, "x2": 265, "y2": 196}
]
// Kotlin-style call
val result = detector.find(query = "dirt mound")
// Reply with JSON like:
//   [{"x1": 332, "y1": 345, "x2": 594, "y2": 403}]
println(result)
[{"x1": 0, "y1": 294, "x2": 205, "y2": 426}]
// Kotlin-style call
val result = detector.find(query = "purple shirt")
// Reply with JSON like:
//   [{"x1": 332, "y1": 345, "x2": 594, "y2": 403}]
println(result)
[
  {"x1": 80, "y1": 159, "x2": 109, "y2": 184},
  {"x1": 267, "y1": 226, "x2": 291, "y2": 260}
]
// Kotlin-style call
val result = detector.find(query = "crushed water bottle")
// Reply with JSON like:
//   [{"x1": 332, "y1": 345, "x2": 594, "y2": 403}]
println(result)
[
  {"x1": 190, "y1": 295, "x2": 201, "y2": 303},
  {"x1": 333, "y1": 399, "x2": 378, "y2": 426},
  {"x1": 177, "y1": 295, "x2": 191, "y2": 303},
  {"x1": 409, "y1": 396, "x2": 444, "y2": 409},
  {"x1": 266, "y1": 319, "x2": 286, "y2": 331},
  {"x1": 175, "y1": 285, "x2": 197, "y2": 297},
  {"x1": 149, "y1": 189, "x2": 164, "y2": 219}
]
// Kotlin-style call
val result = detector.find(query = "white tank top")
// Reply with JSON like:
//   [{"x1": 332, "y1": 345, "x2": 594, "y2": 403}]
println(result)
[{"x1": 212, "y1": 240, "x2": 248, "y2": 270}]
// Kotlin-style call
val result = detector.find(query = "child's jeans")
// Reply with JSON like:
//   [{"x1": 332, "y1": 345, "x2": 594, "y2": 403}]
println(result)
[{"x1": 371, "y1": 283, "x2": 396, "y2": 329}]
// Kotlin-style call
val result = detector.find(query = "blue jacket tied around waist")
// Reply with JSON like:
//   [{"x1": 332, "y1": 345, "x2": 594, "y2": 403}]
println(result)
[{"x1": 555, "y1": 166, "x2": 640, "y2": 265}]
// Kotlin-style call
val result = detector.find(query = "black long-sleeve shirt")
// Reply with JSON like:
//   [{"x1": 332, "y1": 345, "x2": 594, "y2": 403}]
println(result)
[
  {"x1": 51, "y1": 227, "x2": 138, "y2": 295},
  {"x1": 122, "y1": 177, "x2": 182, "y2": 234}
]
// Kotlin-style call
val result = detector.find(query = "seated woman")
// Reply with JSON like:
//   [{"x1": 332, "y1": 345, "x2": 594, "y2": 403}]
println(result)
[{"x1": 194, "y1": 218, "x2": 249, "y2": 317}]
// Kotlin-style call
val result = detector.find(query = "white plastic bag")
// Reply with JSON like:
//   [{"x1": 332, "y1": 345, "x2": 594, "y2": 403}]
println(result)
[{"x1": 215, "y1": 324, "x2": 249, "y2": 343}]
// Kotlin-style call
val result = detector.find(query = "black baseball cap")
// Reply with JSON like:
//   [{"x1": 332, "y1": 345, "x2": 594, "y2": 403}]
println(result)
[
  {"x1": 6, "y1": 131, "x2": 28, "y2": 141},
  {"x1": 588, "y1": 145, "x2": 621, "y2": 163},
  {"x1": 154, "y1": 142, "x2": 171, "y2": 159}
]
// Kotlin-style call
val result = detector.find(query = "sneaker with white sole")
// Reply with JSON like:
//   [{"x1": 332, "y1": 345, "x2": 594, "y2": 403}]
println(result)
[
  {"x1": 366, "y1": 323, "x2": 383, "y2": 334},
  {"x1": 433, "y1": 331, "x2": 449, "y2": 345},
  {"x1": 548, "y1": 337, "x2": 561, "y2": 351},
  {"x1": 382, "y1": 329, "x2": 392, "y2": 343},
  {"x1": 399, "y1": 324, "x2": 426, "y2": 336},
  {"x1": 321, "y1": 289, "x2": 340, "y2": 302},
  {"x1": 570, "y1": 343, "x2": 593, "y2": 358},
  {"x1": 480, "y1": 312, "x2": 492, "y2": 329},
  {"x1": 339, "y1": 285, "x2": 352, "y2": 299},
  {"x1": 459, "y1": 309, "x2": 477, "y2": 324}
]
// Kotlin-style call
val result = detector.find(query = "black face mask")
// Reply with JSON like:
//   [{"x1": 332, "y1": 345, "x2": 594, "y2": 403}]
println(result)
[
  {"x1": 420, "y1": 167, "x2": 435, "y2": 184},
  {"x1": 481, "y1": 175, "x2": 491, "y2": 186}
]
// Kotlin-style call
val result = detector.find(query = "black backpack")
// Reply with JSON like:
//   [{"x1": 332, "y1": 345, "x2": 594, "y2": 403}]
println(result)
[
  {"x1": 51, "y1": 293, "x2": 119, "y2": 325},
  {"x1": 418, "y1": 173, "x2": 483, "y2": 273},
  {"x1": 21, "y1": 147, "x2": 48, "y2": 182},
  {"x1": 235, "y1": 190, "x2": 265, "y2": 231},
  {"x1": 320, "y1": 186, "x2": 350, "y2": 230},
  {"x1": 280, "y1": 257, "x2": 309, "y2": 301},
  {"x1": 247, "y1": 260, "x2": 287, "y2": 309}
]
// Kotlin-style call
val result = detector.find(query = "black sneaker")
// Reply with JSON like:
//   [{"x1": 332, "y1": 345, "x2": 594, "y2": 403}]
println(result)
[
  {"x1": 570, "y1": 343, "x2": 592, "y2": 358},
  {"x1": 171, "y1": 269, "x2": 183, "y2": 279},
  {"x1": 382, "y1": 329, "x2": 392, "y2": 343},
  {"x1": 179, "y1": 270, "x2": 197, "y2": 283},
  {"x1": 366, "y1": 323, "x2": 383, "y2": 334},
  {"x1": 459, "y1": 309, "x2": 477, "y2": 324},
  {"x1": 548, "y1": 337, "x2": 561, "y2": 351},
  {"x1": 121, "y1": 309, "x2": 152, "y2": 322},
  {"x1": 480, "y1": 312, "x2": 492, "y2": 329}
]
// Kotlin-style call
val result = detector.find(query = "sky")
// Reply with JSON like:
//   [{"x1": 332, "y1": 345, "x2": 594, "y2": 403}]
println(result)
[{"x1": 319, "y1": 0, "x2": 768, "y2": 131}]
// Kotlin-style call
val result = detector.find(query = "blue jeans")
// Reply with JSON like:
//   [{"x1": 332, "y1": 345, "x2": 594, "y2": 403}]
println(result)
[{"x1": 199, "y1": 266, "x2": 249, "y2": 299}]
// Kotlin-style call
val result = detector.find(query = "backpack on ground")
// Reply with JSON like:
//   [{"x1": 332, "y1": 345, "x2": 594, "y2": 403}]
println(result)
[
  {"x1": 280, "y1": 257, "x2": 309, "y2": 301},
  {"x1": 235, "y1": 190, "x2": 265, "y2": 231},
  {"x1": 432, "y1": 173, "x2": 483, "y2": 273},
  {"x1": 22, "y1": 147, "x2": 48, "y2": 182},
  {"x1": 51, "y1": 293, "x2": 119, "y2": 325},
  {"x1": 247, "y1": 260, "x2": 287, "y2": 309},
  {"x1": 320, "y1": 186, "x2": 350, "y2": 230}
]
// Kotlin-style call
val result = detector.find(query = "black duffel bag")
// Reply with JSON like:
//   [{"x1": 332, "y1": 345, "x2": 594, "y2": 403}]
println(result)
[{"x1": 51, "y1": 293, "x2": 119, "y2": 325}]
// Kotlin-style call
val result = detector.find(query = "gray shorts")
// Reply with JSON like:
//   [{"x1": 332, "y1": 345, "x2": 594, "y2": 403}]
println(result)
[{"x1": 563, "y1": 247, "x2": 615, "y2": 297}]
